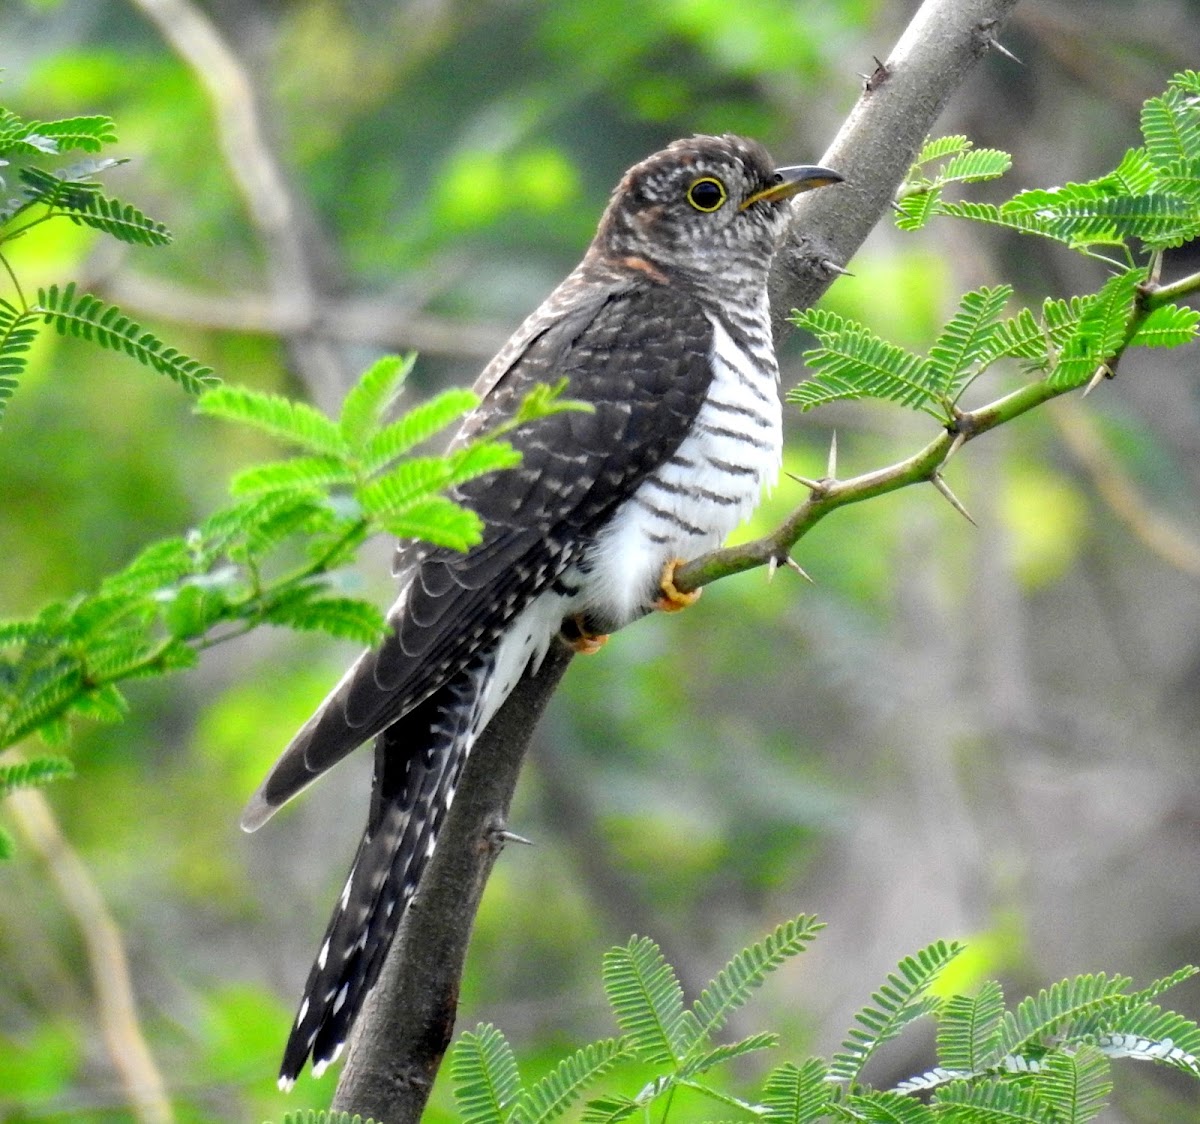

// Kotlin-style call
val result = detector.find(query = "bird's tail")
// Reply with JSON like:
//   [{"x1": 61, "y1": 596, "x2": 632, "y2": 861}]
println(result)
[{"x1": 278, "y1": 656, "x2": 493, "y2": 1089}]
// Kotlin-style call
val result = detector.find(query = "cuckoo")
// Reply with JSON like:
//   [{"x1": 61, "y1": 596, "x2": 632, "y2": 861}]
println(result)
[{"x1": 242, "y1": 133, "x2": 842, "y2": 1088}]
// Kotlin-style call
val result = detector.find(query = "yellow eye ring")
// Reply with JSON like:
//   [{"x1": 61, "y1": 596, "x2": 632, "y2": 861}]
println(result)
[{"x1": 686, "y1": 176, "x2": 727, "y2": 212}]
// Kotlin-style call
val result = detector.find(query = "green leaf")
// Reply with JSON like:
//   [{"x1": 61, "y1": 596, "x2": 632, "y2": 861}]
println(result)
[
  {"x1": 999, "y1": 973, "x2": 1132, "y2": 1059},
  {"x1": 936, "y1": 981, "x2": 1006, "y2": 1074},
  {"x1": 358, "y1": 444, "x2": 518, "y2": 522},
  {"x1": 1141, "y1": 93, "x2": 1200, "y2": 166},
  {"x1": 1095, "y1": 1003, "x2": 1200, "y2": 1075},
  {"x1": 1154, "y1": 156, "x2": 1200, "y2": 203},
  {"x1": 1103, "y1": 147, "x2": 1158, "y2": 195},
  {"x1": 1127, "y1": 964, "x2": 1200, "y2": 1005},
  {"x1": 230, "y1": 455, "x2": 356, "y2": 497},
  {"x1": 260, "y1": 594, "x2": 386, "y2": 645},
  {"x1": 197, "y1": 384, "x2": 344, "y2": 454},
  {"x1": 934, "y1": 1078, "x2": 1055, "y2": 1124},
  {"x1": 914, "y1": 135, "x2": 972, "y2": 166},
  {"x1": 830, "y1": 940, "x2": 964, "y2": 1083},
  {"x1": 359, "y1": 386, "x2": 480, "y2": 473},
  {"x1": 377, "y1": 496, "x2": 483, "y2": 550},
  {"x1": 925, "y1": 285, "x2": 1013, "y2": 401},
  {"x1": 678, "y1": 1031, "x2": 778, "y2": 1078},
  {"x1": 934, "y1": 199, "x2": 1123, "y2": 252},
  {"x1": 98, "y1": 537, "x2": 194, "y2": 598},
  {"x1": 1129, "y1": 302, "x2": 1200, "y2": 348},
  {"x1": 18, "y1": 165, "x2": 100, "y2": 210},
  {"x1": 895, "y1": 188, "x2": 943, "y2": 232},
  {"x1": 580, "y1": 1094, "x2": 640, "y2": 1124},
  {"x1": 337, "y1": 353, "x2": 415, "y2": 449},
  {"x1": 23, "y1": 115, "x2": 117, "y2": 153},
  {"x1": 1049, "y1": 270, "x2": 1144, "y2": 390},
  {"x1": 1035, "y1": 1046, "x2": 1111, "y2": 1124},
  {"x1": 0, "y1": 756, "x2": 75, "y2": 799},
  {"x1": 684, "y1": 914, "x2": 823, "y2": 1051},
  {"x1": 790, "y1": 309, "x2": 939, "y2": 416},
  {"x1": 939, "y1": 148, "x2": 1012, "y2": 184},
  {"x1": 760, "y1": 1058, "x2": 831, "y2": 1124},
  {"x1": 0, "y1": 298, "x2": 40, "y2": 421},
  {"x1": 845, "y1": 1090, "x2": 935, "y2": 1124},
  {"x1": 602, "y1": 935, "x2": 688, "y2": 1064},
  {"x1": 65, "y1": 188, "x2": 172, "y2": 245},
  {"x1": 38, "y1": 283, "x2": 216, "y2": 395},
  {"x1": 451, "y1": 1023, "x2": 523, "y2": 1124},
  {"x1": 511, "y1": 1038, "x2": 631, "y2": 1124}
]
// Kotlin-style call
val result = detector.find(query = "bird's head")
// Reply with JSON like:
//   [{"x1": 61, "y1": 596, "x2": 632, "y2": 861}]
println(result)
[{"x1": 591, "y1": 133, "x2": 842, "y2": 285}]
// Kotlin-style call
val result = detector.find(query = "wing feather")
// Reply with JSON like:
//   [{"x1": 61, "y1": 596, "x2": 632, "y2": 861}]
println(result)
[{"x1": 242, "y1": 276, "x2": 716, "y2": 830}]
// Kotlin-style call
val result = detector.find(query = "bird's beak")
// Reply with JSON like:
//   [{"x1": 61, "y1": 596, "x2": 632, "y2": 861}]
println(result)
[{"x1": 740, "y1": 164, "x2": 844, "y2": 210}]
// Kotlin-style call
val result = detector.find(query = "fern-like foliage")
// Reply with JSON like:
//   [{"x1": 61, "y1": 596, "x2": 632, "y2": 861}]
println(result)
[
  {"x1": 793, "y1": 73, "x2": 1200, "y2": 420},
  {"x1": 759, "y1": 1058, "x2": 832, "y2": 1124},
  {"x1": 936, "y1": 980, "x2": 1006, "y2": 1075},
  {"x1": 0, "y1": 100, "x2": 210, "y2": 419},
  {"x1": 510, "y1": 1038, "x2": 631, "y2": 1124},
  {"x1": 453, "y1": 1023, "x2": 524, "y2": 1124},
  {"x1": 38, "y1": 283, "x2": 217, "y2": 395},
  {"x1": 602, "y1": 935, "x2": 689, "y2": 1064},
  {"x1": 684, "y1": 913, "x2": 823, "y2": 1048},
  {"x1": 896, "y1": 71, "x2": 1200, "y2": 256},
  {"x1": 830, "y1": 939, "x2": 964, "y2": 1083},
  {"x1": 444, "y1": 922, "x2": 1199, "y2": 1124},
  {"x1": 0, "y1": 355, "x2": 578, "y2": 758}
]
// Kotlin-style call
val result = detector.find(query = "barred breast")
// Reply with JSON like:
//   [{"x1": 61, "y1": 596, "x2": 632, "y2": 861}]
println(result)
[{"x1": 580, "y1": 301, "x2": 782, "y2": 630}]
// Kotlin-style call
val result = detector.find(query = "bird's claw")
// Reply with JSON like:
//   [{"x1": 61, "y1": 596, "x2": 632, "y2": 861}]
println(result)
[
  {"x1": 561, "y1": 614, "x2": 609, "y2": 654},
  {"x1": 655, "y1": 558, "x2": 702, "y2": 612}
]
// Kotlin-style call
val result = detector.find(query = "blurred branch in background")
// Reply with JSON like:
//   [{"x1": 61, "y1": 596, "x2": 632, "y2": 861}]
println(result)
[
  {"x1": 96, "y1": 269, "x2": 509, "y2": 361},
  {"x1": 1051, "y1": 397, "x2": 1200, "y2": 582},
  {"x1": 6, "y1": 785, "x2": 172, "y2": 1124},
  {"x1": 129, "y1": 0, "x2": 351, "y2": 407}
]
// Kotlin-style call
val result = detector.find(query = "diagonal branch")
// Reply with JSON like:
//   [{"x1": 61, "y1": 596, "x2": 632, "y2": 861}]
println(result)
[
  {"x1": 330, "y1": 1, "x2": 1024, "y2": 1121},
  {"x1": 6, "y1": 786, "x2": 174, "y2": 1124}
]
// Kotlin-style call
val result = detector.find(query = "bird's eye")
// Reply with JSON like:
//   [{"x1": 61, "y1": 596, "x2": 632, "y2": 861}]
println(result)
[{"x1": 686, "y1": 176, "x2": 727, "y2": 212}]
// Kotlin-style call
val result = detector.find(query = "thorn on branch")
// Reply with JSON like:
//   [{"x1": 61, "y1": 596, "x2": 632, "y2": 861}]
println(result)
[
  {"x1": 1082, "y1": 363, "x2": 1113, "y2": 397},
  {"x1": 490, "y1": 827, "x2": 535, "y2": 848},
  {"x1": 820, "y1": 258, "x2": 854, "y2": 279},
  {"x1": 944, "y1": 408, "x2": 975, "y2": 463},
  {"x1": 861, "y1": 56, "x2": 890, "y2": 92},
  {"x1": 768, "y1": 553, "x2": 814, "y2": 583},
  {"x1": 976, "y1": 18, "x2": 1022, "y2": 64},
  {"x1": 826, "y1": 430, "x2": 839, "y2": 480},
  {"x1": 784, "y1": 470, "x2": 829, "y2": 497},
  {"x1": 929, "y1": 472, "x2": 978, "y2": 527}
]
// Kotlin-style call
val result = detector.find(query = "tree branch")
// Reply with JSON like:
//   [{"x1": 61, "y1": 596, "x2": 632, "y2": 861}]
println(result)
[
  {"x1": 7, "y1": 786, "x2": 174, "y2": 1124},
  {"x1": 331, "y1": 1, "x2": 1022, "y2": 1119}
]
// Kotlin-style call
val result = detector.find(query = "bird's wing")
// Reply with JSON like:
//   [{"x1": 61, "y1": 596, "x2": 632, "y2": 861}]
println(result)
[{"x1": 241, "y1": 277, "x2": 716, "y2": 830}]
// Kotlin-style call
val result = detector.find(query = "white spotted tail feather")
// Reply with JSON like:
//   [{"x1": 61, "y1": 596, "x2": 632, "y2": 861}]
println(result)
[{"x1": 275, "y1": 655, "x2": 495, "y2": 1089}]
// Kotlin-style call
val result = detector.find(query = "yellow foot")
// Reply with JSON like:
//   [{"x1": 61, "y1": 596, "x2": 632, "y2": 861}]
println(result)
[
  {"x1": 655, "y1": 558, "x2": 702, "y2": 613},
  {"x1": 561, "y1": 615, "x2": 609, "y2": 654}
]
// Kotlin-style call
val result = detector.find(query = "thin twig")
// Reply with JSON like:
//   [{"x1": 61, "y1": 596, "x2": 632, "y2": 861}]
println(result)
[{"x1": 6, "y1": 786, "x2": 174, "y2": 1124}]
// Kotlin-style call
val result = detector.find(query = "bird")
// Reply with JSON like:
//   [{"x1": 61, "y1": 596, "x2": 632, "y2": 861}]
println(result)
[{"x1": 241, "y1": 133, "x2": 842, "y2": 1089}]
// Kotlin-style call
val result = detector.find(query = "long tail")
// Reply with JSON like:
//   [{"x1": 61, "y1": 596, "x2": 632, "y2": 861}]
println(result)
[{"x1": 278, "y1": 655, "x2": 494, "y2": 1089}]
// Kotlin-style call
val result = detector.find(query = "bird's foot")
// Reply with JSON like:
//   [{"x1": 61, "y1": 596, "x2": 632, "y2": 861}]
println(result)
[
  {"x1": 560, "y1": 614, "x2": 609, "y2": 654},
  {"x1": 655, "y1": 558, "x2": 702, "y2": 612}
]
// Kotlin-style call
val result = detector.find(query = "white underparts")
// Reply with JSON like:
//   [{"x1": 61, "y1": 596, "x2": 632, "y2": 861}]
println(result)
[{"x1": 580, "y1": 311, "x2": 782, "y2": 626}]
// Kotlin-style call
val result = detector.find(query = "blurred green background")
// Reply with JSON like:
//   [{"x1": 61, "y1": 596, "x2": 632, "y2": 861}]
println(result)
[{"x1": 2, "y1": 0, "x2": 1199, "y2": 1120}]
